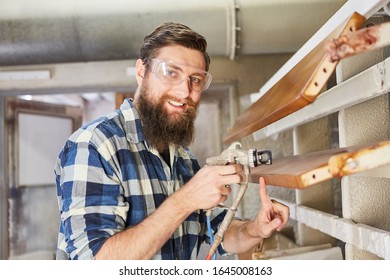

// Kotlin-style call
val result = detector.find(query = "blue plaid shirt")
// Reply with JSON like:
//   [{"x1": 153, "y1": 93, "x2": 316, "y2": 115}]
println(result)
[{"x1": 55, "y1": 98, "x2": 226, "y2": 260}]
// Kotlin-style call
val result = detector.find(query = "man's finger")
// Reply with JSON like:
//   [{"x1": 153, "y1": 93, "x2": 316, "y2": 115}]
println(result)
[
  {"x1": 272, "y1": 202, "x2": 290, "y2": 229},
  {"x1": 220, "y1": 195, "x2": 228, "y2": 204},
  {"x1": 259, "y1": 177, "x2": 272, "y2": 206},
  {"x1": 260, "y1": 218, "x2": 281, "y2": 238},
  {"x1": 215, "y1": 164, "x2": 243, "y2": 175}
]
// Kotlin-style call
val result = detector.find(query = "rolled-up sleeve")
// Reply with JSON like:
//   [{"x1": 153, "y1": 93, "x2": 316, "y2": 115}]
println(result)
[{"x1": 56, "y1": 140, "x2": 129, "y2": 260}]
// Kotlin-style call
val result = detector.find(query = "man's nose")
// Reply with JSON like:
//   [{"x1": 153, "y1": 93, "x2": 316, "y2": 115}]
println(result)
[{"x1": 174, "y1": 78, "x2": 191, "y2": 98}]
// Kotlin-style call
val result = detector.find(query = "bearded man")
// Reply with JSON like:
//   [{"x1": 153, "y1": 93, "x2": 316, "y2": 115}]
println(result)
[{"x1": 54, "y1": 22, "x2": 289, "y2": 260}]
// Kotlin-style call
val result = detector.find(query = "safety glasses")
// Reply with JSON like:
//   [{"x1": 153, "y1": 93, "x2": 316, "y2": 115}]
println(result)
[{"x1": 150, "y1": 58, "x2": 212, "y2": 92}]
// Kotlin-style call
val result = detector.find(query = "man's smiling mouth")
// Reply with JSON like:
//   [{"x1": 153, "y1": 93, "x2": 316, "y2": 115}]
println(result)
[{"x1": 168, "y1": 100, "x2": 185, "y2": 107}]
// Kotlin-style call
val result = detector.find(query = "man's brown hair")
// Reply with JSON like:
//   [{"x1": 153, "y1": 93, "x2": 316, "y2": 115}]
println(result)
[{"x1": 139, "y1": 22, "x2": 210, "y2": 71}]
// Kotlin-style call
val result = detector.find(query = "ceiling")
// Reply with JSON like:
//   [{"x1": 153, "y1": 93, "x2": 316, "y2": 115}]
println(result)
[{"x1": 0, "y1": 0, "x2": 349, "y2": 66}]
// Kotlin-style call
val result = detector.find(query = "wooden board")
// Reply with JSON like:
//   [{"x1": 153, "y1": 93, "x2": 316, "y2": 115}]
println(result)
[
  {"x1": 223, "y1": 12, "x2": 366, "y2": 144},
  {"x1": 326, "y1": 22, "x2": 390, "y2": 62},
  {"x1": 247, "y1": 140, "x2": 390, "y2": 189}
]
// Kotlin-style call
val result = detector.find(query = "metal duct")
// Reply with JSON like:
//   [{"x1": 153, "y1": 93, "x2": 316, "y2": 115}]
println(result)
[{"x1": 0, "y1": 0, "x2": 347, "y2": 66}]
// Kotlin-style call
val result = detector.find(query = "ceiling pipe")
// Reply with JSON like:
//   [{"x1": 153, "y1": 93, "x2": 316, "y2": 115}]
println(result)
[
  {"x1": 0, "y1": 0, "x2": 348, "y2": 66},
  {"x1": 0, "y1": 0, "x2": 238, "y2": 66}
]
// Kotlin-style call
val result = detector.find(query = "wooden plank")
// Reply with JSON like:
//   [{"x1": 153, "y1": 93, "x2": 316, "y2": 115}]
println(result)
[
  {"x1": 248, "y1": 140, "x2": 390, "y2": 189},
  {"x1": 252, "y1": 0, "x2": 389, "y2": 104},
  {"x1": 223, "y1": 12, "x2": 366, "y2": 144},
  {"x1": 252, "y1": 56, "x2": 390, "y2": 141},
  {"x1": 327, "y1": 22, "x2": 390, "y2": 62}
]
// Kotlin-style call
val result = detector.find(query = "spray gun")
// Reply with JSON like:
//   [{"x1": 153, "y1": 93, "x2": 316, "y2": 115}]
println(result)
[
  {"x1": 204, "y1": 142, "x2": 272, "y2": 260},
  {"x1": 206, "y1": 142, "x2": 272, "y2": 169}
]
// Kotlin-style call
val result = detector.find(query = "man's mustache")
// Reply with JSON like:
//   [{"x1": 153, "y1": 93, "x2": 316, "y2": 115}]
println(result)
[{"x1": 159, "y1": 95, "x2": 198, "y2": 108}]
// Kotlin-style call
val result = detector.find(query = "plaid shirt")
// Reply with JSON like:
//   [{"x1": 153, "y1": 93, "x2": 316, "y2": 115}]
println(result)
[{"x1": 55, "y1": 98, "x2": 226, "y2": 260}]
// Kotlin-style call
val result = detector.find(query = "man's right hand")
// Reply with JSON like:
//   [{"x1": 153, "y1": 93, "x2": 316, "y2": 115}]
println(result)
[{"x1": 176, "y1": 164, "x2": 243, "y2": 212}]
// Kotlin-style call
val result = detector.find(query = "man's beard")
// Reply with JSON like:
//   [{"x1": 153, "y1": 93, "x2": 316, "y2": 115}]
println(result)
[{"x1": 136, "y1": 85, "x2": 198, "y2": 149}]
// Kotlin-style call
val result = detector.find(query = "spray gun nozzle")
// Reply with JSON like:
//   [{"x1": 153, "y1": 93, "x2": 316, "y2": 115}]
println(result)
[{"x1": 248, "y1": 149, "x2": 272, "y2": 168}]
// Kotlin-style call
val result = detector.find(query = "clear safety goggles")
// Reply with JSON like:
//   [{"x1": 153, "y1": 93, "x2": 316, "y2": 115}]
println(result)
[{"x1": 150, "y1": 58, "x2": 212, "y2": 92}]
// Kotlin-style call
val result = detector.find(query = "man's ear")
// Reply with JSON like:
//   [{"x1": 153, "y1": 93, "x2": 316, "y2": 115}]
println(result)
[{"x1": 135, "y1": 59, "x2": 146, "y2": 85}]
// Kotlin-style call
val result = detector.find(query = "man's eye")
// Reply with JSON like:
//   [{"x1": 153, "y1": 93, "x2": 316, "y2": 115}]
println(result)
[
  {"x1": 190, "y1": 76, "x2": 203, "y2": 85},
  {"x1": 165, "y1": 68, "x2": 178, "y2": 78}
]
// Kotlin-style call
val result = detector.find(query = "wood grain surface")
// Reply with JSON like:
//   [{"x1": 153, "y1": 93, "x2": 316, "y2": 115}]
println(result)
[{"x1": 247, "y1": 141, "x2": 390, "y2": 189}]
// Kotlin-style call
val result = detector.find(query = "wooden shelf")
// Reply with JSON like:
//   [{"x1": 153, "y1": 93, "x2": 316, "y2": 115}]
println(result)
[{"x1": 248, "y1": 140, "x2": 390, "y2": 189}]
